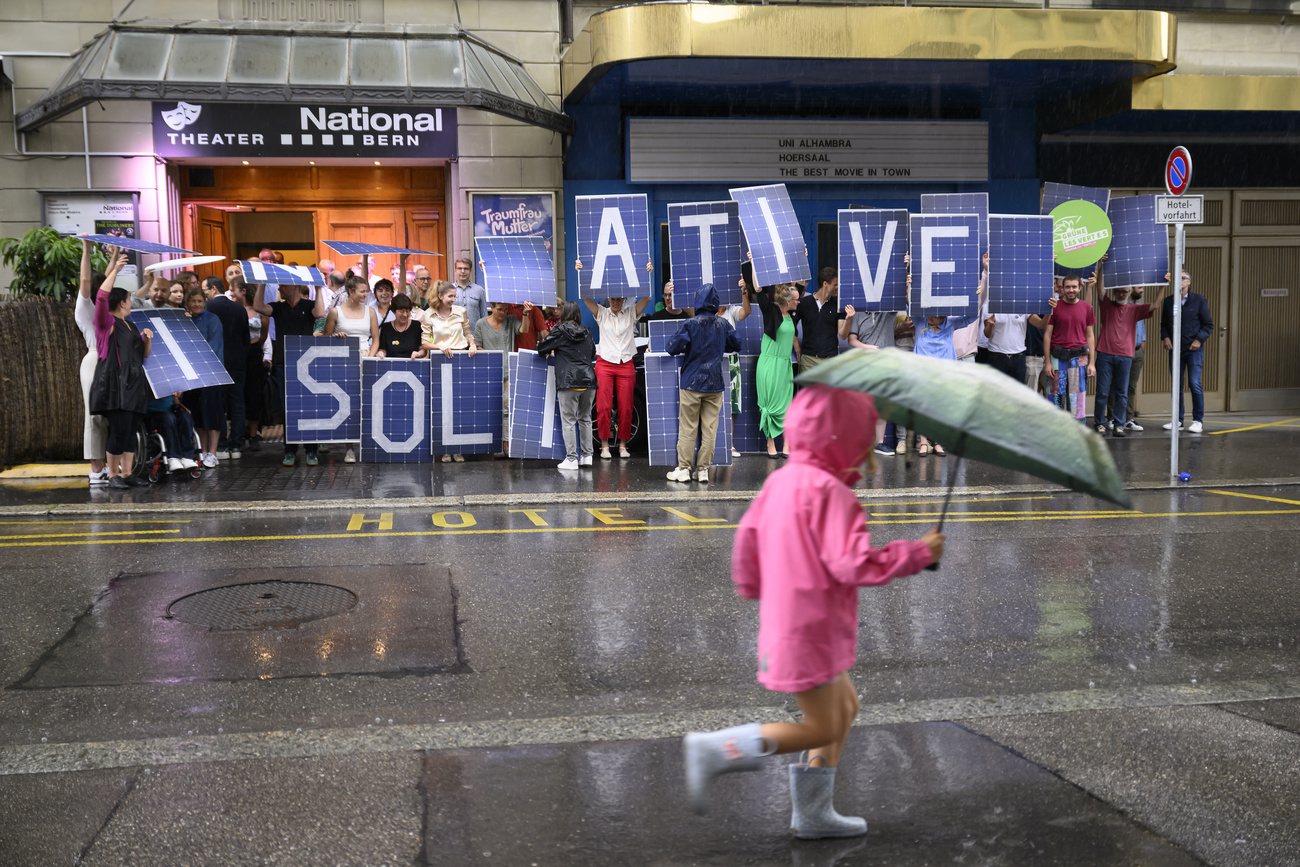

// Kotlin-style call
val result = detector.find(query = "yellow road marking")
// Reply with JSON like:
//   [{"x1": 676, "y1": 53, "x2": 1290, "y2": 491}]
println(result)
[
  {"x1": 2, "y1": 507, "x2": 1299, "y2": 549},
  {"x1": 0, "y1": 520, "x2": 191, "y2": 525},
  {"x1": 871, "y1": 509, "x2": 1132, "y2": 517},
  {"x1": 864, "y1": 496, "x2": 1055, "y2": 507},
  {"x1": 1204, "y1": 489, "x2": 1300, "y2": 507},
  {"x1": 0, "y1": 529, "x2": 182, "y2": 541},
  {"x1": 0, "y1": 523, "x2": 743, "y2": 549},
  {"x1": 1209, "y1": 417, "x2": 1300, "y2": 435}
]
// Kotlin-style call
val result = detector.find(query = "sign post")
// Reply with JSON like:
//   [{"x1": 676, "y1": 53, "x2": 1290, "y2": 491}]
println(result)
[{"x1": 1160, "y1": 146, "x2": 1196, "y2": 480}]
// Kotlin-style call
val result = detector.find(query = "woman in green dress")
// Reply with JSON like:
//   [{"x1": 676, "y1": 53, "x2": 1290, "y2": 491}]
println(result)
[{"x1": 755, "y1": 283, "x2": 801, "y2": 457}]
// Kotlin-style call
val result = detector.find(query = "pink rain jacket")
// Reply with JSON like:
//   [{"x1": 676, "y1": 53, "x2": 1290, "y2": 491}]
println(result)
[{"x1": 731, "y1": 385, "x2": 934, "y2": 693}]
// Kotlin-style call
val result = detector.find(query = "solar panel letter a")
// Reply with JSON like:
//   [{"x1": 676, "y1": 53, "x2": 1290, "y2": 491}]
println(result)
[
  {"x1": 920, "y1": 225, "x2": 970, "y2": 308},
  {"x1": 593, "y1": 206, "x2": 640, "y2": 291},
  {"x1": 755, "y1": 197, "x2": 789, "y2": 272},
  {"x1": 848, "y1": 219, "x2": 898, "y2": 304},
  {"x1": 296, "y1": 346, "x2": 353, "y2": 430},
  {"x1": 679, "y1": 211, "x2": 729, "y2": 284}
]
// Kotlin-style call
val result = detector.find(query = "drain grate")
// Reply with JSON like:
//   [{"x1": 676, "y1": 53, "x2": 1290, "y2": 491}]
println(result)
[{"x1": 166, "y1": 581, "x2": 358, "y2": 631}]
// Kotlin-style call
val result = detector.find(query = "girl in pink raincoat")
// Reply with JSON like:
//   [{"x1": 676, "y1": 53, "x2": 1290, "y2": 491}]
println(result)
[{"x1": 684, "y1": 383, "x2": 944, "y2": 838}]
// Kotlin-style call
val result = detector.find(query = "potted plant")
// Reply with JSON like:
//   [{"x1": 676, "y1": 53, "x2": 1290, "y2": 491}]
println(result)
[{"x1": 0, "y1": 227, "x2": 106, "y2": 300}]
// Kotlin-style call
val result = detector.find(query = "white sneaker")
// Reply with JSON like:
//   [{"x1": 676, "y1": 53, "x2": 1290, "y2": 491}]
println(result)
[
  {"x1": 1125, "y1": 420, "x2": 1144, "y2": 431},
  {"x1": 557, "y1": 457, "x2": 579, "y2": 470},
  {"x1": 213, "y1": 449, "x2": 231, "y2": 459},
  {"x1": 695, "y1": 468, "x2": 710, "y2": 483},
  {"x1": 201, "y1": 452, "x2": 218, "y2": 468},
  {"x1": 619, "y1": 444, "x2": 632, "y2": 459},
  {"x1": 1162, "y1": 421, "x2": 1183, "y2": 431},
  {"x1": 88, "y1": 471, "x2": 109, "y2": 485},
  {"x1": 180, "y1": 458, "x2": 199, "y2": 469},
  {"x1": 666, "y1": 467, "x2": 691, "y2": 482},
  {"x1": 344, "y1": 448, "x2": 357, "y2": 463},
  {"x1": 1189, "y1": 420, "x2": 1203, "y2": 433},
  {"x1": 579, "y1": 454, "x2": 593, "y2": 466},
  {"x1": 167, "y1": 457, "x2": 184, "y2": 472},
  {"x1": 227, "y1": 448, "x2": 241, "y2": 459}
]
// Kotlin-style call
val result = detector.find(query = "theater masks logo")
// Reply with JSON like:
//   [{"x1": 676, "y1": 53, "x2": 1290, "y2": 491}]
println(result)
[{"x1": 162, "y1": 102, "x2": 202, "y2": 131}]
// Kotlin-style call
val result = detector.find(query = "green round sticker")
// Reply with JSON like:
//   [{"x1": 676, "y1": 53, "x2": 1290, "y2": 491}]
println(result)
[{"x1": 1050, "y1": 200, "x2": 1112, "y2": 269}]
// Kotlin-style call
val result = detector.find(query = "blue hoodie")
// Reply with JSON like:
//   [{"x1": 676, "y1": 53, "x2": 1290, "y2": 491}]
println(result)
[{"x1": 666, "y1": 284, "x2": 740, "y2": 392}]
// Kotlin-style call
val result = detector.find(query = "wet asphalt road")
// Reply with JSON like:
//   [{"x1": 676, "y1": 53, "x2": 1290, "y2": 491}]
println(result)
[{"x1": 2, "y1": 420, "x2": 1300, "y2": 866}]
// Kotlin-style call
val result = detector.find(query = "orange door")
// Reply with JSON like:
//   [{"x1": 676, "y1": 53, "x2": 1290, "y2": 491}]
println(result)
[
  {"x1": 317, "y1": 208, "x2": 406, "y2": 280},
  {"x1": 409, "y1": 208, "x2": 446, "y2": 282},
  {"x1": 187, "y1": 205, "x2": 230, "y2": 283}
]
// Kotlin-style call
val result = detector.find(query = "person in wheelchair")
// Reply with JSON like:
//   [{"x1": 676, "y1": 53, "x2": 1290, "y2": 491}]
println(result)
[{"x1": 146, "y1": 392, "x2": 201, "y2": 475}]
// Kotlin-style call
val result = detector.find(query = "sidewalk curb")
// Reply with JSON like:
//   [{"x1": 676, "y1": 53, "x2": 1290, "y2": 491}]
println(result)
[{"x1": 0, "y1": 477, "x2": 1296, "y2": 518}]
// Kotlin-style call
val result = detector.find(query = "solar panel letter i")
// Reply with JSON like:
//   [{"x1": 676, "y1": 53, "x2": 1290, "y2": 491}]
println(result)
[
  {"x1": 755, "y1": 196, "x2": 789, "y2": 273},
  {"x1": 920, "y1": 225, "x2": 970, "y2": 308},
  {"x1": 593, "y1": 206, "x2": 641, "y2": 292}
]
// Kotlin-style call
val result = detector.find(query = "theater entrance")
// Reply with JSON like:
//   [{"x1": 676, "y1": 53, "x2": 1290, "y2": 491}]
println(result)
[{"x1": 178, "y1": 164, "x2": 448, "y2": 286}]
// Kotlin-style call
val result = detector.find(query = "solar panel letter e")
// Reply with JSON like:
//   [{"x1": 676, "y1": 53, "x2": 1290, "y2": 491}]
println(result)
[
  {"x1": 593, "y1": 207, "x2": 640, "y2": 292},
  {"x1": 296, "y1": 346, "x2": 352, "y2": 430},
  {"x1": 920, "y1": 225, "x2": 969, "y2": 307}
]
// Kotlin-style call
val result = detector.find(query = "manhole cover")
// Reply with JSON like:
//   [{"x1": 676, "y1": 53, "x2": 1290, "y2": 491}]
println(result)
[{"x1": 166, "y1": 581, "x2": 358, "y2": 631}]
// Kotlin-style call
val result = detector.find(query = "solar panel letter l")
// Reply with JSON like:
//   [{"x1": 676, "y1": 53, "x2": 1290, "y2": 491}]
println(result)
[
  {"x1": 592, "y1": 206, "x2": 640, "y2": 291},
  {"x1": 296, "y1": 346, "x2": 353, "y2": 430},
  {"x1": 848, "y1": 219, "x2": 898, "y2": 304},
  {"x1": 920, "y1": 225, "x2": 971, "y2": 308},
  {"x1": 439, "y1": 363, "x2": 495, "y2": 446},
  {"x1": 755, "y1": 197, "x2": 789, "y2": 272},
  {"x1": 679, "y1": 211, "x2": 730, "y2": 284}
]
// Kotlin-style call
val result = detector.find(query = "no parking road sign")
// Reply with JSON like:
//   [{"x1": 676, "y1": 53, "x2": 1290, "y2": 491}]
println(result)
[{"x1": 1166, "y1": 146, "x2": 1192, "y2": 196}]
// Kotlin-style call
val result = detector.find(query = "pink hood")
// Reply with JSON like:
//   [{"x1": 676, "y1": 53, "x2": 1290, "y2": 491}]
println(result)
[{"x1": 784, "y1": 384, "x2": 878, "y2": 487}]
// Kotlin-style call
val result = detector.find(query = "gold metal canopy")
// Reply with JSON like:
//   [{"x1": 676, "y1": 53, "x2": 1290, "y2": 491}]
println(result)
[
  {"x1": 563, "y1": 3, "x2": 1177, "y2": 102},
  {"x1": 1132, "y1": 74, "x2": 1300, "y2": 113}
]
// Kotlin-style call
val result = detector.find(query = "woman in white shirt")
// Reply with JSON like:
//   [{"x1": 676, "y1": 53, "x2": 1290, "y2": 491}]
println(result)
[
  {"x1": 76, "y1": 239, "x2": 126, "y2": 485},
  {"x1": 421, "y1": 280, "x2": 478, "y2": 462},
  {"x1": 582, "y1": 295, "x2": 650, "y2": 459}
]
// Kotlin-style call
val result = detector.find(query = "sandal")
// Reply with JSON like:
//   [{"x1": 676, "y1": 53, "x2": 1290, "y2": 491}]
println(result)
[
  {"x1": 918, "y1": 443, "x2": 930, "y2": 456},
  {"x1": 934, "y1": 444, "x2": 946, "y2": 456}
]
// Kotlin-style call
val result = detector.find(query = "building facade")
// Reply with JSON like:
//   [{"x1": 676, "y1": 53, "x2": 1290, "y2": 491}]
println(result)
[{"x1": 3, "y1": 0, "x2": 1299, "y2": 411}]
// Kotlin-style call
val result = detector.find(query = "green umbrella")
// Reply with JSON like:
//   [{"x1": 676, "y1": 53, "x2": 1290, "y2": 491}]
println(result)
[{"x1": 797, "y1": 347, "x2": 1131, "y2": 510}]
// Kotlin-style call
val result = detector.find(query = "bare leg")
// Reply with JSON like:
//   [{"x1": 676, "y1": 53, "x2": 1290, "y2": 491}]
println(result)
[
  {"x1": 119, "y1": 452, "x2": 136, "y2": 476},
  {"x1": 90, "y1": 459, "x2": 106, "y2": 474},
  {"x1": 758, "y1": 673, "x2": 859, "y2": 767},
  {"x1": 767, "y1": 436, "x2": 777, "y2": 456},
  {"x1": 105, "y1": 453, "x2": 122, "y2": 477}
]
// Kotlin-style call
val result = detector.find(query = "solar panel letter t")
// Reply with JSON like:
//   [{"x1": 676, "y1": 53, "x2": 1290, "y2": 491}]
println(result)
[
  {"x1": 296, "y1": 346, "x2": 353, "y2": 430},
  {"x1": 679, "y1": 211, "x2": 729, "y2": 284},
  {"x1": 755, "y1": 197, "x2": 789, "y2": 272},
  {"x1": 848, "y1": 219, "x2": 898, "y2": 303},
  {"x1": 920, "y1": 225, "x2": 970, "y2": 308},
  {"x1": 592, "y1": 206, "x2": 640, "y2": 291}
]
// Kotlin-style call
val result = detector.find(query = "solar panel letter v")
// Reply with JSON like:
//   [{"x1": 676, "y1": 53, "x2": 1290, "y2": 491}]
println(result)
[{"x1": 846, "y1": 219, "x2": 900, "y2": 304}]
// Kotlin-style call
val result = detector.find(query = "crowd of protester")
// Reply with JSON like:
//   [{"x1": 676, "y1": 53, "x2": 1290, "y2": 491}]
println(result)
[{"x1": 76, "y1": 237, "x2": 1206, "y2": 488}]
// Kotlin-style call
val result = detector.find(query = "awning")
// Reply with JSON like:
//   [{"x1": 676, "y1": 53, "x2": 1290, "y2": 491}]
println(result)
[{"x1": 16, "y1": 20, "x2": 573, "y2": 135}]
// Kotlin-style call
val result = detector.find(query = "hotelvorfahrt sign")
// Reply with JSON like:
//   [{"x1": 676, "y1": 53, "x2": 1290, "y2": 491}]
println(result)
[{"x1": 151, "y1": 101, "x2": 457, "y2": 159}]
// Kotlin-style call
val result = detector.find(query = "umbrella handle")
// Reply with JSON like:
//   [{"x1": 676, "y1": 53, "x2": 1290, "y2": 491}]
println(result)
[{"x1": 922, "y1": 432, "x2": 967, "y2": 572}]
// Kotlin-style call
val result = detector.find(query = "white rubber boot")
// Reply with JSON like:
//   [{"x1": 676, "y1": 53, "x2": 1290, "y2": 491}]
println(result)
[
  {"x1": 788, "y1": 763, "x2": 867, "y2": 839},
  {"x1": 683, "y1": 722, "x2": 772, "y2": 814}
]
